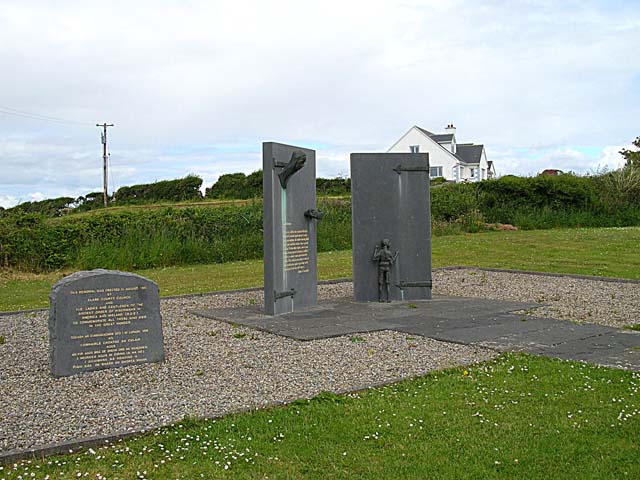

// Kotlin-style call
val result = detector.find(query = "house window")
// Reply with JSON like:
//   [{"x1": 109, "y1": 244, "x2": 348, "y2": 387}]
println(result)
[
  {"x1": 481, "y1": 168, "x2": 486, "y2": 180},
  {"x1": 430, "y1": 166, "x2": 443, "y2": 178},
  {"x1": 470, "y1": 168, "x2": 476, "y2": 178},
  {"x1": 410, "y1": 145, "x2": 420, "y2": 153}
]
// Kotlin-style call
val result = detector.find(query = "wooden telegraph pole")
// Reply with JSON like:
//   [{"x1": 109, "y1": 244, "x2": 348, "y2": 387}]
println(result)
[{"x1": 96, "y1": 122, "x2": 114, "y2": 207}]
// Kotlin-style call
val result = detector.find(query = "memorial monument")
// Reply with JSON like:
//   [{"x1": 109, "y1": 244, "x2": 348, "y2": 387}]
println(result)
[
  {"x1": 263, "y1": 142, "x2": 321, "y2": 315},
  {"x1": 351, "y1": 152, "x2": 432, "y2": 302},
  {"x1": 49, "y1": 270, "x2": 164, "y2": 377}
]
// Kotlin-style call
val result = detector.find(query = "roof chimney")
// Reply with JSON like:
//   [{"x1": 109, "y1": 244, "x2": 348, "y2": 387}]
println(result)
[
  {"x1": 445, "y1": 123, "x2": 456, "y2": 136},
  {"x1": 445, "y1": 124, "x2": 457, "y2": 153}
]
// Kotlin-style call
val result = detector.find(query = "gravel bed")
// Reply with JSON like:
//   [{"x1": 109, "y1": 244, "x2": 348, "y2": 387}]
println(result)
[
  {"x1": 434, "y1": 268, "x2": 640, "y2": 328},
  {"x1": 0, "y1": 282, "x2": 494, "y2": 455}
]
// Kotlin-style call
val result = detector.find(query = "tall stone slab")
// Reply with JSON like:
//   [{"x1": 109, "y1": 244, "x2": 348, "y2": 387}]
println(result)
[
  {"x1": 351, "y1": 153, "x2": 432, "y2": 302},
  {"x1": 49, "y1": 270, "x2": 164, "y2": 377},
  {"x1": 263, "y1": 142, "x2": 319, "y2": 315}
]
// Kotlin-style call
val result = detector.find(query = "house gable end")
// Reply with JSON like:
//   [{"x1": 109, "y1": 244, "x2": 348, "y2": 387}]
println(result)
[
  {"x1": 388, "y1": 126, "x2": 462, "y2": 163},
  {"x1": 387, "y1": 125, "x2": 435, "y2": 152}
]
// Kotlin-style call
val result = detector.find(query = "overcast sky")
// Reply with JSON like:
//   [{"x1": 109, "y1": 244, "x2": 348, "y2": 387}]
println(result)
[{"x1": 1, "y1": 0, "x2": 639, "y2": 207}]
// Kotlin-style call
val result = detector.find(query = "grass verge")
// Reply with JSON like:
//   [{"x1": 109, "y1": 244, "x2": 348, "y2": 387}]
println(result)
[
  {"x1": 2, "y1": 354, "x2": 639, "y2": 479},
  {"x1": 1, "y1": 227, "x2": 639, "y2": 312}
]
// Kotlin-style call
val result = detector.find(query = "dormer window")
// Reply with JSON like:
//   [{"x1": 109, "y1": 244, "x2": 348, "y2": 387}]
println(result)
[{"x1": 410, "y1": 145, "x2": 420, "y2": 153}]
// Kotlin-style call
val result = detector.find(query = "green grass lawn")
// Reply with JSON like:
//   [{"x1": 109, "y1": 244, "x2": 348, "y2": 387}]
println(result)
[
  {"x1": 3, "y1": 228, "x2": 640, "y2": 477},
  {"x1": 435, "y1": 226, "x2": 640, "y2": 278},
  {"x1": 47, "y1": 198, "x2": 257, "y2": 221},
  {"x1": 3, "y1": 354, "x2": 639, "y2": 479},
  {"x1": 1, "y1": 227, "x2": 639, "y2": 312}
]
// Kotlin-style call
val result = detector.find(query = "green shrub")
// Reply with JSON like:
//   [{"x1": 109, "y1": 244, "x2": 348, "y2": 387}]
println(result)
[
  {"x1": 478, "y1": 174, "x2": 597, "y2": 211},
  {"x1": 597, "y1": 167, "x2": 640, "y2": 208},
  {"x1": 205, "y1": 171, "x2": 351, "y2": 199},
  {"x1": 0, "y1": 199, "x2": 354, "y2": 271},
  {"x1": 7, "y1": 196, "x2": 75, "y2": 217},
  {"x1": 316, "y1": 177, "x2": 351, "y2": 196},
  {"x1": 430, "y1": 182, "x2": 479, "y2": 221},
  {"x1": 205, "y1": 172, "x2": 261, "y2": 199},
  {"x1": 114, "y1": 175, "x2": 203, "y2": 204},
  {"x1": 3, "y1": 170, "x2": 640, "y2": 273}
]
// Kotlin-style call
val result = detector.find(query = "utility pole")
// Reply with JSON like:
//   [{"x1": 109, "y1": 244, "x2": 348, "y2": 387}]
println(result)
[{"x1": 96, "y1": 123, "x2": 114, "y2": 207}]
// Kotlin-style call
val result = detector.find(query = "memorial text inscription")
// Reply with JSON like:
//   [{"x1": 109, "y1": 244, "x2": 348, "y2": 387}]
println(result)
[
  {"x1": 285, "y1": 228, "x2": 310, "y2": 273},
  {"x1": 49, "y1": 270, "x2": 164, "y2": 377}
]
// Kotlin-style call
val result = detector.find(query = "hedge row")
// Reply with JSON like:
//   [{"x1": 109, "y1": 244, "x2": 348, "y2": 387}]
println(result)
[
  {"x1": 431, "y1": 171, "x2": 640, "y2": 227},
  {"x1": 113, "y1": 175, "x2": 203, "y2": 204},
  {"x1": 2, "y1": 171, "x2": 640, "y2": 272},
  {"x1": 0, "y1": 199, "x2": 351, "y2": 271},
  {"x1": 204, "y1": 171, "x2": 352, "y2": 199}
]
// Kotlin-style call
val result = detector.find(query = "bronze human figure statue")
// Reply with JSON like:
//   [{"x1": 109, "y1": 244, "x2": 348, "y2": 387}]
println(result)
[
  {"x1": 372, "y1": 238, "x2": 399, "y2": 302},
  {"x1": 277, "y1": 151, "x2": 306, "y2": 189}
]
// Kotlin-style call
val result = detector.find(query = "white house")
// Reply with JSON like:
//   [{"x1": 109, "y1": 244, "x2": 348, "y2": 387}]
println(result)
[{"x1": 387, "y1": 124, "x2": 494, "y2": 182}]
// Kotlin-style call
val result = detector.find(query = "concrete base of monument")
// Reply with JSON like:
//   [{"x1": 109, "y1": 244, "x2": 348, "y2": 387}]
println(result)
[
  {"x1": 191, "y1": 295, "x2": 539, "y2": 341},
  {"x1": 192, "y1": 296, "x2": 640, "y2": 370}
]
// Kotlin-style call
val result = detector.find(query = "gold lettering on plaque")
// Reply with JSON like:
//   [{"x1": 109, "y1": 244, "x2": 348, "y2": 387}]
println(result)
[
  {"x1": 285, "y1": 229, "x2": 310, "y2": 273},
  {"x1": 67, "y1": 285, "x2": 155, "y2": 370}
]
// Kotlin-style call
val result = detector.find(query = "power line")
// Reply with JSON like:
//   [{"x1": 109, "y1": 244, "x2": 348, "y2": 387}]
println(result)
[
  {"x1": 0, "y1": 105, "x2": 93, "y2": 126},
  {"x1": 0, "y1": 108, "x2": 83, "y2": 125}
]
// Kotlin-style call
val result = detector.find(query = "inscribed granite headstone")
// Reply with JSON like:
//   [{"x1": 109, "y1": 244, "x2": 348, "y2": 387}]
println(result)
[{"x1": 49, "y1": 269, "x2": 164, "y2": 377}]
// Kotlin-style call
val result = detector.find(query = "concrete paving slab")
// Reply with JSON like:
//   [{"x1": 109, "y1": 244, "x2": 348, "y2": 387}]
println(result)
[
  {"x1": 592, "y1": 348, "x2": 640, "y2": 371},
  {"x1": 191, "y1": 295, "x2": 640, "y2": 370},
  {"x1": 527, "y1": 331, "x2": 640, "y2": 357},
  {"x1": 518, "y1": 347, "x2": 640, "y2": 371},
  {"x1": 434, "y1": 317, "x2": 563, "y2": 344},
  {"x1": 393, "y1": 314, "x2": 543, "y2": 339},
  {"x1": 479, "y1": 322, "x2": 615, "y2": 351},
  {"x1": 191, "y1": 295, "x2": 538, "y2": 340}
]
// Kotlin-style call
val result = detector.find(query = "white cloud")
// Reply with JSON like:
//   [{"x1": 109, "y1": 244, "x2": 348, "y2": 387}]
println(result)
[
  {"x1": 0, "y1": 195, "x2": 18, "y2": 209},
  {"x1": 491, "y1": 143, "x2": 628, "y2": 178},
  {"x1": 0, "y1": 0, "x2": 639, "y2": 200}
]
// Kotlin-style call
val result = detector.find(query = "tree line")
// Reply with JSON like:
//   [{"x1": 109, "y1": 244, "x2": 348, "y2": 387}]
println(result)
[
  {"x1": 2, "y1": 134, "x2": 638, "y2": 219},
  {"x1": 0, "y1": 172, "x2": 351, "y2": 218}
]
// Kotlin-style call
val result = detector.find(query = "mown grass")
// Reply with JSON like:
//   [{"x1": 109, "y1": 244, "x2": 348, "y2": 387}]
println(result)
[
  {"x1": 432, "y1": 226, "x2": 640, "y2": 279},
  {"x1": 2, "y1": 354, "x2": 639, "y2": 479},
  {"x1": 50, "y1": 198, "x2": 259, "y2": 220},
  {"x1": 49, "y1": 195, "x2": 349, "y2": 221},
  {"x1": 1, "y1": 227, "x2": 638, "y2": 312}
]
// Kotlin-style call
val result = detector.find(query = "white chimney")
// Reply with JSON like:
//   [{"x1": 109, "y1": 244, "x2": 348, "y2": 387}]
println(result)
[
  {"x1": 445, "y1": 124, "x2": 456, "y2": 153},
  {"x1": 445, "y1": 123, "x2": 456, "y2": 136}
]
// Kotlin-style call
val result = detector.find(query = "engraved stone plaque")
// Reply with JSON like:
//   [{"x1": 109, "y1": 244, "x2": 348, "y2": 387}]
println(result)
[
  {"x1": 351, "y1": 153, "x2": 432, "y2": 302},
  {"x1": 263, "y1": 142, "x2": 318, "y2": 315},
  {"x1": 49, "y1": 270, "x2": 164, "y2": 377}
]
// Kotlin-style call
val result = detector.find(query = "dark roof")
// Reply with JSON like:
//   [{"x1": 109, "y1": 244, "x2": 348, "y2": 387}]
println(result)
[
  {"x1": 415, "y1": 126, "x2": 435, "y2": 137},
  {"x1": 415, "y1": 126, "x2": 453, "y2": 143},
  {"x1": 455, "y1": 144, "x2": 484, "y2": 164},
  {"x1": 414, "y1": 125, "x2": 486, "y2": 165},
  {"x1": 429, "y1": 133, "x2": 454, "y2": 143}
]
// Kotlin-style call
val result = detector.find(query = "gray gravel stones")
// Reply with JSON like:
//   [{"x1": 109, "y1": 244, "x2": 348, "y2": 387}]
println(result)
[
  {"x1": 0, "y1": 282, "x2": 491, "y2": 455},
  {"x1": 2, "y1": 268, "x2": 637, "y2": 456},
  {"x1": 434, "y1": 268, "x2": 640, "y2": 328}
]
